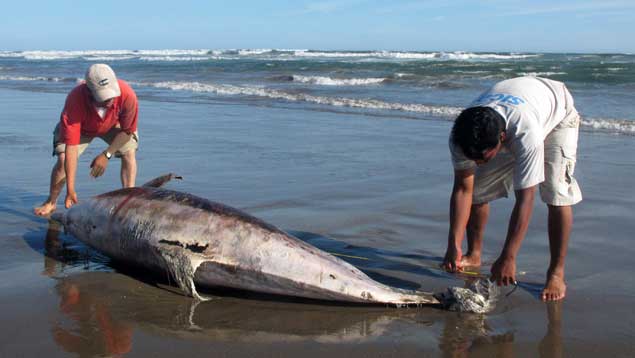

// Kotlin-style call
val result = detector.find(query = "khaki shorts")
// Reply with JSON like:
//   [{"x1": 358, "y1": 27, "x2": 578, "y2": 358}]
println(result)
[
  {"x1": 473, "y1": 100, "x2": 582, "y2": 207},
  {"x1": 52, "y1": 123, "x2": 139, "y2": 158}
]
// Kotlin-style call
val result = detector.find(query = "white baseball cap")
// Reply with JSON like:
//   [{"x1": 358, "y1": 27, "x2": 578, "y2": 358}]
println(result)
[{"x1": 85, "y1": 64, "x2": 121, "y2": 102}]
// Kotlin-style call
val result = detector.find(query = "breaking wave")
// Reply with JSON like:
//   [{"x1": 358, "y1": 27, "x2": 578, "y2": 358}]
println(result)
[
  {"x1": 291, "y1": 75, "x2": 386, "y2": 86},
  {"x1": 290, "y1": 50, "x2": 539, "y2": 61},
  {"x1": 0, "y1": 75, "x2": 79, "y2": 82},
  {"x1": 146, "y1": 80, "x2": 635, "y2": 135},
  {"x1": 0, "y1": 49, "x2": 541, "y2": 62},
  {"x1": 146, "y1": 80, "x2": 462, "y2": 117},
  {"x1": 581, "y1": 118, "x2": 635, "y2": 134},
  {"x1": 517, "y1": 71, "x2": 567, "y2": 77},
  {"x1": 139, "y1": 56, "x2": 215, "y2": 62},
  {"x1": 0, "y1": 49, "x2": 214, "y2": 61},
  {"x1": 142, "y1": 80, "x2": 635, "y2": 134},
  {"x1": 1, "y1": 74, "x2": 633, "y2": 135}
]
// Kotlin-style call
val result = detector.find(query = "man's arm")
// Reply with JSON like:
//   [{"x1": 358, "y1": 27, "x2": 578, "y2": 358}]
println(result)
[
  {"x1": 90, "y1": 131, "x2": 132, "y2": 178},
  {"x1": 442, "y1": 168, "x2": 475, "y2": 271},
  {"x1": 490, "y1": 185, "x2": 536, "y2": 285},
  {"x1": 64, "y1": 145, "x2": 79, "y2": 208},
  {"x1": 107, "y1": 131, "x2": 133, "y2": 155}
]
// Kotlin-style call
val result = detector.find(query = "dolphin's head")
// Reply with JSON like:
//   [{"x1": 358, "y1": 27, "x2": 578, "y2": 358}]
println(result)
[{"x1": 60, "y1": 202, "x2": 109, "y2": 245}]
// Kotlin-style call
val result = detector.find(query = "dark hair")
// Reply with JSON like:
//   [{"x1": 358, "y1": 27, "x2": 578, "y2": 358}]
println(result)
[{"x1": 451, "y1": 106, "x2": 505, "y2": 160}]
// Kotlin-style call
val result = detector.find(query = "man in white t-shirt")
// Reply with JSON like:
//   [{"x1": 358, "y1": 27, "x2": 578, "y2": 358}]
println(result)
[{"x1": 442, "y1": 76, "x2": 582, "y2": 301}]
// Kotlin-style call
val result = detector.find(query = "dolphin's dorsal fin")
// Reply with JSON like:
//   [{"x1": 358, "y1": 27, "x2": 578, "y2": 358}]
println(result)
[{"x1": 141, "y1": 173, "x2": 183, "y2": 188}]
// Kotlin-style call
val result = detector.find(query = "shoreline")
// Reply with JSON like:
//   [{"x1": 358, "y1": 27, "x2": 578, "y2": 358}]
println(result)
[{"x1": 1, "y1": 87, "x2": 634, "y2": 357}]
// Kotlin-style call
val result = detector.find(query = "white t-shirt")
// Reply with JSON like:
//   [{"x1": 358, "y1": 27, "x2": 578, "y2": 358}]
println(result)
[{"x1": 450, "y1": 76, "x2": 573, "y2": 189}]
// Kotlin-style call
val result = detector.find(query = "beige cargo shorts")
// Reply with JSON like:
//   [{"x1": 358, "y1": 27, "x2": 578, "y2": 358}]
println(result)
[
  {"x1": 52, "y1": 123, "x2": 139, "y2": 158},
  {"x1": 473, "y1": 94, "x2": 582, "y2": 207}
]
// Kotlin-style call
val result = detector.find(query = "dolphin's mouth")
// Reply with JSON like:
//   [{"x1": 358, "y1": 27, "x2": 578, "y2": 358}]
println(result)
[{"x1": 434, "y1": 279, "x2": 500, "y2": 313}]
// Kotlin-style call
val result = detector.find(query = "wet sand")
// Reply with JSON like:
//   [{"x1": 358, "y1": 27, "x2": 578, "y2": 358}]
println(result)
[{"x1": 1, "y1": 88, "x2": 634, "y2": 357}]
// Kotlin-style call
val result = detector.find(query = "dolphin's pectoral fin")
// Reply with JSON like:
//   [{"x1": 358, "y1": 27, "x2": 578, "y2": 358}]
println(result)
[
  {"x1": 141, "y1": 173, "x2": 183, "y2": 188},
  {"x1": 158, "y1": 247, "x2": 210, "y2": 301}
]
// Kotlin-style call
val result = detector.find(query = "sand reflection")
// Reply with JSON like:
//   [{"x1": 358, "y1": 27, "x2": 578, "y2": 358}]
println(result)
[
  {"x1": 438, "y1": 295, "x2": 564, "y2": 357},
  {"x1": 43, "y1": 221, "x2": 133, "y2": 357},
  {"x1": 539, "y1": 302, "x2": 564, "y2": 358},
  {"x1": 53, "y1": 280, "x2": 133, "y2": 357}
]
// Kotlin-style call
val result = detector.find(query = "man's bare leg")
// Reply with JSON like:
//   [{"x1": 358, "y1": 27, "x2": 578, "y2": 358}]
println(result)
[
  {"x1": 34, "y1": 154, "x2": 66, "y2": 216},
  {"x1": 120, "y1": 150, "x2": 137, "y2": 188},
  {"x1": 542, "y1": 205, "x2": 572, "y2": 301},
  {"x1": 461, "y1": 202, "x2": 489, "y2": 267}
]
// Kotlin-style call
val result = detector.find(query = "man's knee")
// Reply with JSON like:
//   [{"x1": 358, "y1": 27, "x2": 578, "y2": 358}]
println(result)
[
  {"x1": 469, "y1": 203, "x2": 489, "y2": 225},
  {"x1": 471, "y1": 202, "x2": 489, "y2": 211},
  {"x1": 470, "y1": 202, "x2": 489, "y2": 222},
  {"x1": 547, "y1": 204, "x2": 572, "y2": 214},
  {"x1": 55, "y1": 153, "x2": 66, "y2": 168},
  {"x1": 120, "y1": 149, "x2": 136, "y2": 163}
]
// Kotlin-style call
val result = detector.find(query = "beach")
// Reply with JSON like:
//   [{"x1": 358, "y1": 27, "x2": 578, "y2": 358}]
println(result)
[{"x1": 1, "y1": 80, "x2": 635, "y2": 357}]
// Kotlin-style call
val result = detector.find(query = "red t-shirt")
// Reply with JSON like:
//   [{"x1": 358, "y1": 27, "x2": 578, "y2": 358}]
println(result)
[{"x1": 60, "y1": 79, "x2": 138, "y2": 145}]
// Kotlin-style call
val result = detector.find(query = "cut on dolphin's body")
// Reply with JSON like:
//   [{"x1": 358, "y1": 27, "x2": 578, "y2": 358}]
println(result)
[{"x1": 51, "y1": 174, "x2": 440, "y2": 306}]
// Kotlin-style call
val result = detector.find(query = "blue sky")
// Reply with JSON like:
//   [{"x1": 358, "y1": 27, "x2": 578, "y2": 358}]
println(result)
[{"x1": 3, "y1": 0, "x2": 634, "y2": 53}]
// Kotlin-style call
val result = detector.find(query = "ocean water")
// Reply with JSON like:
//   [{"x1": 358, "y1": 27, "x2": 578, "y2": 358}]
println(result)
[
  {"x1": 1, "y1": 49, "x2": 634, "y2": 134},
  {"x1": 2, "y1": 50, "x2": 635, "y2": 356}
]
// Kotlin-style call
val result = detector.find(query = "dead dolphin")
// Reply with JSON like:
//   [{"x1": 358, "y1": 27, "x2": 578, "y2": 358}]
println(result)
[{"x1": 51, "y1": 174, "x2": 440, "y2": 306}]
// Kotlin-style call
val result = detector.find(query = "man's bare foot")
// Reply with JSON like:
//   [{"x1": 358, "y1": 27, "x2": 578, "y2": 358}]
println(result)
[
  {"x1": 541, "y1": 274, "x2": 567, "y2": 301},
  {"x1": 34, "y1": 202, "x2": 56, "y2": 217},
  {"x1": 459, "y1": 253, "x2": 482, "y2": 268}
]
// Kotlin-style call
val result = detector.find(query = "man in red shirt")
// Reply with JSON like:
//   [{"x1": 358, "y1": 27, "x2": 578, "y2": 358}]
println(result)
[{"x1": 34, "y1": 64, "x2": 139, "y2": 216}]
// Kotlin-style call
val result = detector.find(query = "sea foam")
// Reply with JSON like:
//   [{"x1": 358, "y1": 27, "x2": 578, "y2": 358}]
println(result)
[
  {"x1": 147, "y1": 80, "x2": 462, "y2": 117},
  {"x1": 0, "y1": 49, "x2": 541, "y2": 62},
  {"x1": 1, "y1": 72, "x2": 633, "y2": 135},
  {"x1": 581, "y1": 118, "x2": 635, "y2": 134},
  {"x1": 517, "y1": 72, "x2": 567, "y2": 77},
  {"x1": 292, "y1": 75, "x2": 386, "y2": 86},
  {"x1": 144, "y1": 80, "x2": 635, "y2": 135},
  {"x1": 0, "y1": 75, "x2": 77, "y2": 82}
]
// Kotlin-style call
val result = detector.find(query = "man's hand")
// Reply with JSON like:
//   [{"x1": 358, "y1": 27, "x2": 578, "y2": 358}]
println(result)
[
  {"x1": 65, "y1": 191, "x2": 79, "y2": 209},
  {"x1": 490, "y1": 256, "x2": 517, "y2": 286},
  {"x1": 90, "y1": 153, "x2": 109, "y2": 178},
  {"x1": 442, "y1": 245, "x2": 463, "y2": 272}
]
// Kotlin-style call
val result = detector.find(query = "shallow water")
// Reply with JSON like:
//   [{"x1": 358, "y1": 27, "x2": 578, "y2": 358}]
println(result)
[{"x1": 1, "y1": 88, "x2": 635, "y2": 357}]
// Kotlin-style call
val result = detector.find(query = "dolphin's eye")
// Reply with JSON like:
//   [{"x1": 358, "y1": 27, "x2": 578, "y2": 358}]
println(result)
[{"x1": 92, "y1": 225, "x2": 97, "y2": 229}]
